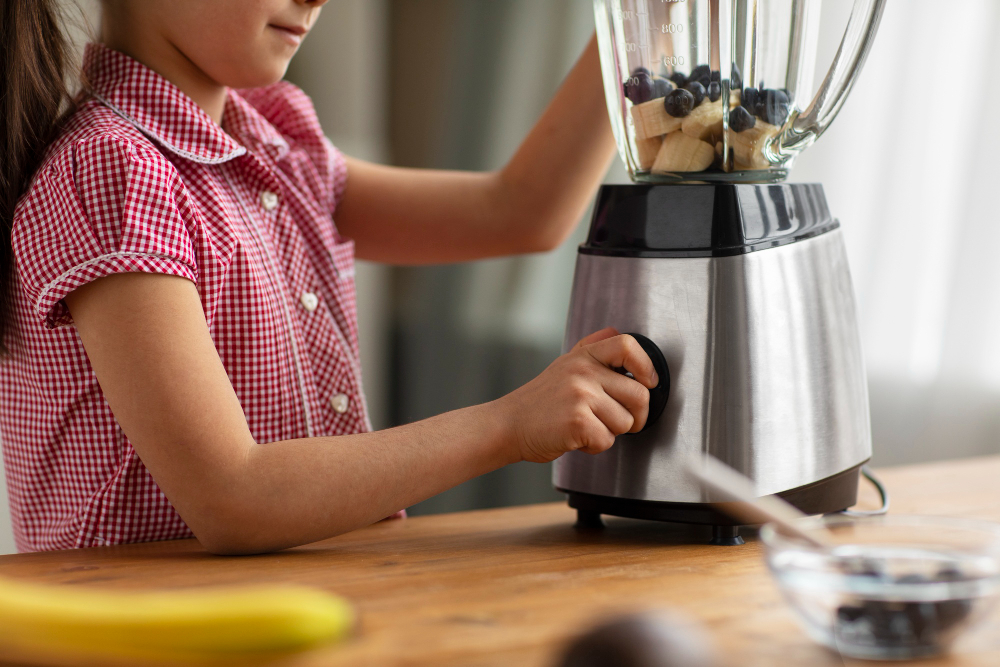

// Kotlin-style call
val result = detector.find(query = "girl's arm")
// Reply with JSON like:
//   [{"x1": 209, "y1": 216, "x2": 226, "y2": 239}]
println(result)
[
  {"x1": 65, "y1": 272, "x2": 655, "y2": 555},
  {"x1": 334, "y1": 34, "x2": 615, "y2": 264}
]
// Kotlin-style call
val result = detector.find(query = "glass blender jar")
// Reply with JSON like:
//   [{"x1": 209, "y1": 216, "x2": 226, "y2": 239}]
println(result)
[{"x1": 595, "y1": 0, "x2": 885, "y2": 182}]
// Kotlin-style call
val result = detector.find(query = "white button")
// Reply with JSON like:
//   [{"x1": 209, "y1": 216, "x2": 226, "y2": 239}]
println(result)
[
  {"x1": 300, "y1": 292, "x2": 319, "y2": 312},
  {"x1": 330, "y1": 394, "x2": 350, "y2": 414},
  {"x1": 260, "y1": 190, "x2": 279, "y2": 211}
]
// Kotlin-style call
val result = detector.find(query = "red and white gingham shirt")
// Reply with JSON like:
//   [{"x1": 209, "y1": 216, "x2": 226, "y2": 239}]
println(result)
[{"x1": 1, "y1": 44, "x2": 372, "y2": 552}]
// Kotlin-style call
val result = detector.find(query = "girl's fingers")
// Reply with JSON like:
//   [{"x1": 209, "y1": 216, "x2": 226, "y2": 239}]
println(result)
[
  {"x1": 599, "y1": 370, "x2": 650, "y2": 433},
  {"x1": 572, "y1": 327, "x2": 620, "y2": 350},
  {"x1": 585, "y1": 334, "x2": 659, "y2": 388},
  {"x1": 589, "y1": 390, "x2": 636, "y2": 438},
  {"x1": 574, "y1": 412, "x2": 619, "y2": 455}
]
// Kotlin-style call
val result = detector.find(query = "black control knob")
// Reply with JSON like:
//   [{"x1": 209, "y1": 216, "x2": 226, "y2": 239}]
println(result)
[{"x1": 619, "y1": 333, "x2": 670, "y2": 433}]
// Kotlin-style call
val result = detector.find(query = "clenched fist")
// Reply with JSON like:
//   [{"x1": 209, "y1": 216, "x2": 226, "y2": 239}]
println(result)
[{"x1": 495, "y1": 328, "x2": 659, "y2": 464}]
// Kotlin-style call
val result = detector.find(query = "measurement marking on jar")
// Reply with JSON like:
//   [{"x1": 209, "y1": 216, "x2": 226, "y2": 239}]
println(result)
[
  {"x1": 660, "y1": 23, "x2": 684, "y2": 33},
  {"x1": 662, "y1": 55, "x2": 685, "y2": 66}
]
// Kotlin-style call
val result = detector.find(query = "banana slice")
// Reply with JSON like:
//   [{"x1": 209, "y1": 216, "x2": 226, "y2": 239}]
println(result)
[
  {"x1": 681, "y1": 100, "x2": 724, "y2": 142},
  {"x1": 631, "y1": 99, "x2": 682, "y2": 140},
  {"x1": 635, "y1": 135, "x2": 663, "y2": 171},
  {"x1": 652, "y1": 131, "x2": 715, "y2": 173},
  {"x1": 730, "y1": 121, "x2": 781, "y2": 170}
]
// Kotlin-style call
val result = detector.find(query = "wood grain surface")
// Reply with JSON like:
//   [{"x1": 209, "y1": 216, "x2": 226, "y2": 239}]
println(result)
[{"x1": 1, "y1": 455, "x2": 999, "y2": 667}]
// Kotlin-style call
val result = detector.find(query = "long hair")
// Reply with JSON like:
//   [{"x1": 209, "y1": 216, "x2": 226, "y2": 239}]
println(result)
[{"x1": 0, "y1": 0, "x2": 76, "y2": 354}]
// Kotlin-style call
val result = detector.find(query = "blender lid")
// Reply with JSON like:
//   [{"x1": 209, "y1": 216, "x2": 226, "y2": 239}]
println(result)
[{"x1": 581, "y1": 183, "x2": 837, "y2": 258}]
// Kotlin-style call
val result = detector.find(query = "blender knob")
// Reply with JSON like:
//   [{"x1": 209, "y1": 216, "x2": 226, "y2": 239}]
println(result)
[{"x1": 621, "y1": 333, "x2": 670, "y2": 433}]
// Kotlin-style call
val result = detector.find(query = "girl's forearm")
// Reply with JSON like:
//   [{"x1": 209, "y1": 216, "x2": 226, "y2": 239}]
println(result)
[
  {"x1": 336, "y1": 35, "x2": 615, "y2": 264},
  {"x1": 496, "y1": 34, "x2": 617, "y2": 252},
  {"x1": 202, "y1": 401, "x2": 519, "y2": 555}
]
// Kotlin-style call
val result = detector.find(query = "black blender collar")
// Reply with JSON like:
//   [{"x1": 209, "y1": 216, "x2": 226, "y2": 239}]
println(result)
[{"x1": 580, "y1": 183, "x2": 838, "y2": 258}]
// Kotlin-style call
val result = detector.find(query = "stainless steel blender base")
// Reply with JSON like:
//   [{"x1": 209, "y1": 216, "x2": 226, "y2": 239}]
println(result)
[
  {"x1": 554, "y1": 184, "x2": 873, "y2": 542},
  {"x1": 561, "y1": 461, "x2": 865, "y2": 536}
]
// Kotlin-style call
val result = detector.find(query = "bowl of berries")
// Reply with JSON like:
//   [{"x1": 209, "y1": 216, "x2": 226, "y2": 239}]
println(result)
[{"x1": 761, "y1": 515, "x2": 1000, "y2": 661}]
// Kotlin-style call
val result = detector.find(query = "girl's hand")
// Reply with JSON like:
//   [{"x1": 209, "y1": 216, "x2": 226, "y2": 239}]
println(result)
[{"x1": 498, "y1": 328, "x2": 660, "y2": 464}]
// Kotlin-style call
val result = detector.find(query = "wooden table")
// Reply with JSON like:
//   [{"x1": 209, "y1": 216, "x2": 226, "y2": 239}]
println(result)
[{"x1": 2, "y1": 456, "x2": 1000, "y2": 667}]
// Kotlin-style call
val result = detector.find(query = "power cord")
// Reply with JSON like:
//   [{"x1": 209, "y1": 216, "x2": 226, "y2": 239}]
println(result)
[{"x1": 836, "y1": 465, "x2": 890, "y2": 517}]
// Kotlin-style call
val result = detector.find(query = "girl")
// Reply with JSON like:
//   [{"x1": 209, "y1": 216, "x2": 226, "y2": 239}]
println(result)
[{"x1": 0, "y1": 0, "x2": 657, "y2": 554}]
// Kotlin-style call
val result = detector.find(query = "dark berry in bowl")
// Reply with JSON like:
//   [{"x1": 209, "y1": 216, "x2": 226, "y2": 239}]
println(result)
[
  {"x1": 652, "y1": 77, "x2": 675, "y2": 99},
  {"x1": 632, "y1": 66, "x2": 652, "y2": 77},
  {"x1": 729, "y1": 106, "x2": 756, "y2": 132},
  {"x1": 707, "y1": 81, "x2": 721, "y2": 103},
  {"x1": 741, "y1": 87, "x2": 759, "y2": 114},
  {"x1": 624, "y1": 71, "x2": 655, "y2": 105},
  {"x1": 664, "y1": 88, "x2": 696, "y2": 118},
  {"x1": 710, "y1": 70, "x2": 721, "y2": 83},
  {"x1": 669, "y1": 71, "x2": 688, "y2": 87},
  {"x1": 684, "y1": 81, "x2": 706, "y2": 107}
]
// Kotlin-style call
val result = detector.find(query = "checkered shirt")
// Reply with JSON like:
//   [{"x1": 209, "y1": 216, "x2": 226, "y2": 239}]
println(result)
[{"x1": 0, "y1": 43, "x2": 371, "y2": 552}]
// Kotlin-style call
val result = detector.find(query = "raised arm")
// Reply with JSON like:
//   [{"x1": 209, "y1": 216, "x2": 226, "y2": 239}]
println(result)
[
  {"x1": 335, "y1": 34, "x2": 616, "y2": 264},
  {"x1": 64, "y1": 271, "x2": 655, "y2": 555}
]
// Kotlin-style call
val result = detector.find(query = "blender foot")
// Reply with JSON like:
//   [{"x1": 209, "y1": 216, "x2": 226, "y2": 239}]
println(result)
[
  {"x1": 710, "y1": 525, "x2": 744, "y2": 546},
  {"x1": 575, "y1": 509, "x2": 605, "y2": 529}
]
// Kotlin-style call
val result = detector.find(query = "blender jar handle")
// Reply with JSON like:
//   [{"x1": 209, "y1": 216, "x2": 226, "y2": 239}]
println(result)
[{"x1": 777, "y1": 0, "x2": 887, "y2": 155}]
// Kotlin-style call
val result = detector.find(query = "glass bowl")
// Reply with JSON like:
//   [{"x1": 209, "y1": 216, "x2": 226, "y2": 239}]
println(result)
[{"x1": 761, "y1": 515, "x2": 1000, "y2": 661}]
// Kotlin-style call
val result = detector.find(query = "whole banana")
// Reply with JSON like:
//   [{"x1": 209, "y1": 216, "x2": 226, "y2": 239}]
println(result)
[{"x1": 0, "y1": 574, "x2": 355, "y2": 664}]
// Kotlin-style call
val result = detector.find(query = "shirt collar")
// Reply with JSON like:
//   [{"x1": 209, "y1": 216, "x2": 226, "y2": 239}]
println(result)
[{"x1": 83, "y1": 43, "x2": 288, "y2": 164}]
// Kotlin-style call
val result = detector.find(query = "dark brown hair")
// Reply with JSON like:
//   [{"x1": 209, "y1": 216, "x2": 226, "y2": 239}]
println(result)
[{"x1": 0, "y1": 0, "x2": 76, "y2": 354}]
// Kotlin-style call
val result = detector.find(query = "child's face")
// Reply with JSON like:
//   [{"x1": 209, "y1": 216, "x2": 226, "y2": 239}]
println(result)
[{"x1": 110, "y1": 0, "x2": 328, "y2": 88}]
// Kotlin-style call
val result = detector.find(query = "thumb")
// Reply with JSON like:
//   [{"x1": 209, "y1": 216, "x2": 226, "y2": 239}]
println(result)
[{"x1": 573, "y1": 327, "x2": 620, "y2": 350}]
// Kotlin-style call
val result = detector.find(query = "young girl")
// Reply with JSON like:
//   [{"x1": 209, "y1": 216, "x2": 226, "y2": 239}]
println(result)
[{"x1": 0, "y1": 0, "x2": 657, "y2": 554}]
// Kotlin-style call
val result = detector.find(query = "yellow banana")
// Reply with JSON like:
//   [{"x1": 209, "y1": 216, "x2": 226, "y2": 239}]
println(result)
[
  {"x1": 652, "y1": 132, "x2": 715, "y2": 173},
  {"x1": 0, "y1": 575, "x2": 354, "y2": 664}
]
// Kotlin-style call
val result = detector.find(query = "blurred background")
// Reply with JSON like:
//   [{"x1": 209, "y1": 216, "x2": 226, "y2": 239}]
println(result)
[{"x1": 2, "y1": 0, "x2": 999, "y2": 554}]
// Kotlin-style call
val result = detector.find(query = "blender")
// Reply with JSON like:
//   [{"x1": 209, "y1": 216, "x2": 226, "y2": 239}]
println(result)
[{"x1": 554, "y1": 0, "x2": 886, "y2": 545}]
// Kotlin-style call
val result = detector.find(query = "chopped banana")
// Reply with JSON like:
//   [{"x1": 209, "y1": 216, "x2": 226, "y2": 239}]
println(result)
[
  {"x1": 681, "y1": 100, "x2": 724, "y2": 142},
  {"x1": 652, "y1": 131, "x2": 715, "y2": 173},
  {"x1": 730, "y1": 120, "x2": 781, "y2": 170},
  {"x1": 635, "y1": 135, "x2": 663, "y2": 171},
  {"x1": 631, "y1": 98, "x2": 682, "y2": 140}
]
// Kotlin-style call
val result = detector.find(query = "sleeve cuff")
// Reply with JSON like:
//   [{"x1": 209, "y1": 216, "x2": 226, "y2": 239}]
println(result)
[{"x1": 35, "y1": 251, "x2": 198, "y2": 330}]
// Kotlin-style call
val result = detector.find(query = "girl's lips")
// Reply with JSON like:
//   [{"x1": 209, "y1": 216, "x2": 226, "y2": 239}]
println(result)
[{"x1": 269, "y1": 24, "x2": 307, "y2": 47}]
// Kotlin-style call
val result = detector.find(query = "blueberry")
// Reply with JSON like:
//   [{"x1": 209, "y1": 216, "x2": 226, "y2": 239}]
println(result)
[
  {"x1": 763, "y1": 88, "x2": 790, "y2": 125},
  {"x1": 684, "y1": 81, "x2": 706, "y2": 107},
  {"x1": 741, "y1": 87, "x2": 759, "y2": 113},
  {"x1": 935, "y1": 567, "x2": 965, "y2": 582},
  {"x1": 689, "y1": 64, "x2": 712, "y2": 88},
  {"x1": 935, "y1": 599, "x2": 973, "y2": 632},
  {"x1": 652, "y1": 77, "x2": 674, "y2": 99},
  {"x1": 669, "y1": 71, "x2": 688, "y2": 87},
  {"x1": 664, "y1": 88, "x2": 696, "y2": 118},
  {"x1": 730, "y1": 64, "x2": 743, "y2": 90},
  {"x1": 623, "y1": 70, "x2": 655, "y2": 105},
  {"x1": 632, "y1": 66, "x2": 652, "y2": 77},
  {"x1": 841, "y1": 557, "x2": 887, "y2": 579},
  {"x1": 707, "y1": 81, "x2": 721, "y2": 103},
  {"x1": 710, "y1": 70, "x2": 721, "y2": 83},
  {"x1": 729, "y1": 106, "x2": 755, "y2": 132}
]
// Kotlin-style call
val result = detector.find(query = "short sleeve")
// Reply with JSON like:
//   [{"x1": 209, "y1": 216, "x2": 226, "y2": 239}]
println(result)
[{"x1": 12, "y1": 135, "x2": 198, "y2": 329}]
